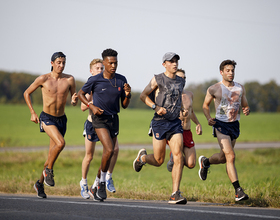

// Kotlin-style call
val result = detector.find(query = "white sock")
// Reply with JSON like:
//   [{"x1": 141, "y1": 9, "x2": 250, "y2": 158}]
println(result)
[
  {"x1": 100, "y1": 171, "x2": 106, "y2": 183},
  {"x1": 106, "y1": 172, "x2": 112, "y2": 180},
  {"x1": 81, "y1": 178, "x2": 87, "y2": 185},
  {"x1": 92, "y1": 176, "x2": 100, "y2": 189}
]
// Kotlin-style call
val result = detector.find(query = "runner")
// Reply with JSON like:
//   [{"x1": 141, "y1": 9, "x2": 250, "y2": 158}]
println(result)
[
  {"x1": 24, "y1": 52, "x2": 78, "y2": 198},
  {"x1": 80, "y1": 59, "x2": 119, "y2": 200},
  {"x1": 78, "y1": 48, "x2": 131, "y2": 201},
  {"x1": 133, "y1": 52, "x2": 187, "y2": 204},
  {"x1": 198, "y1": 59, "x2": 250, "y2": 201}
]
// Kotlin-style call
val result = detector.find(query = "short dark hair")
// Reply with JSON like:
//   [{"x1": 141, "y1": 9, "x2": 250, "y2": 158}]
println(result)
[
  {"x1": 102, "y1": 48, "x2": 118, "y2": 60},
  {"x1": 51, "y1": 52, "x2": 66, "y2": 71},
  {"x1": 220, "y1": 60, "x2": 237, "y2": 71},
  {"x1": 51, "y1": 52, "x2": 66, "y2": 62}
]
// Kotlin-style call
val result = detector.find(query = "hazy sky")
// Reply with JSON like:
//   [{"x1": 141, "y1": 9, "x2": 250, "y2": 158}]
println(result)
[{"x1": 1, "y1": 0, "x2": 279, "y2": 92}]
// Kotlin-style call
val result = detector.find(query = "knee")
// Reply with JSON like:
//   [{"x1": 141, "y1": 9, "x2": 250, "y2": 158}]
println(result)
[
  {"x1": 56, "y1": 140, "x2": 65, "y2": 151},
  {"x1": 85, "y1": 154, "x2": 93, "y2": 163},
  {"x1": 187, "y1": 161, "x2": 196, "y2": 169},
  {"x1": 225, "y1": 152, "x2": 235, "y2": 163},
  {"x1": 155, "y1": 157, "x2": 165, "y2": 166}
]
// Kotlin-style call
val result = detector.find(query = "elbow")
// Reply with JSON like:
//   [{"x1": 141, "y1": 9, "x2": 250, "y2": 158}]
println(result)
[{"x1": 140, "y1": 93, "x2": 145, "y2": 103}]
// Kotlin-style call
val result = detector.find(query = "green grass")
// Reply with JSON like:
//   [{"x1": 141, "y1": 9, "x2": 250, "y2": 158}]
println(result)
[
  {"x1": 0, "y1": 148, "x2": 279, "y2": 208},
  {"x1": 0, "y1": 104, "x2": 280, "y2": 147}
]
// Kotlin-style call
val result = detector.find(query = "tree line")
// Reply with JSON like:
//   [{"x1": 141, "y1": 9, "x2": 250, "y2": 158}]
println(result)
[{"x1": 0, "y1": 70, "x2": 279, "y2": 112}]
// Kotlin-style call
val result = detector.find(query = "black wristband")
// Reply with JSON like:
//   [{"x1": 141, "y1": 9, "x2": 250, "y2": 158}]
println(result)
[{"x1": 125, "y1": 93, "x2": 131, "y2": 99}]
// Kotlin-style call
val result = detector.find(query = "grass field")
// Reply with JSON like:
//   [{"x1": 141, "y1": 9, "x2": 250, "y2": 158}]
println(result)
[
  {"x1": 0, "y1": 104, "x2": 279, "y2": 208},
  {"x1": 0, "y1": 148, "x2": 279, "y2": 208},
  {"x1": 0, "y1": 104, "x2": 280, "y2": 147}
]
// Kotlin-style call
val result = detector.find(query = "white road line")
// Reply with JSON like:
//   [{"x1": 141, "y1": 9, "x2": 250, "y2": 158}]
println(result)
[{"x1": 5, "y1": 197, "x2": 280, "y2": 219}]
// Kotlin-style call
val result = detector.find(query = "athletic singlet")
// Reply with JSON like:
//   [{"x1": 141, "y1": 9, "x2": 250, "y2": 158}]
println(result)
[
  {"x1": 216, "y1": 82, "x2": 242, "y2": 122},
  {"x1": 153, "y1": 73, "x2": 185, "y2": 121}
]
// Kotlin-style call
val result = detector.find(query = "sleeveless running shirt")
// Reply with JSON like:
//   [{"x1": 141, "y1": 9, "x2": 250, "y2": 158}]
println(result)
[
  {"x1": 216, "y1": 82, "x2": 243, "y2": 122},
  {"x1": 153, "y1": 73, "x2": 185, "y2": 121}
]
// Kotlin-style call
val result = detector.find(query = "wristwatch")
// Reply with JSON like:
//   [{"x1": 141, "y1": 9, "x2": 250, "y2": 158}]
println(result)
[{"x1": 151, "y1": 104, "x2": 156, "y2": 110}]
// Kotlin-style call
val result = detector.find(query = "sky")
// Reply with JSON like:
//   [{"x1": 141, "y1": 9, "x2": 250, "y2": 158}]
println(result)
[{"x1": 1, "y1": 0, "x2": 279, "y2": 92}]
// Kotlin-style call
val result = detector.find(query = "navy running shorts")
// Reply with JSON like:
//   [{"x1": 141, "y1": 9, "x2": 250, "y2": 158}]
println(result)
[
  {"x1": 213, "y1": 118, "x2": 240, "y2": 141},
  {"x1": 83, "y1": 119, "x2": 99, "y2": 142},
  {"x1": 39, "y1": 111, "x2": 67, "y2": 137},
  {"x1": 151, "y1": 118, "x2": 183, "y2": 141}
]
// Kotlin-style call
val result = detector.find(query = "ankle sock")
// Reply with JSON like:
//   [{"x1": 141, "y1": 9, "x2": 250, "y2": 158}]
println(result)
[{"x1": 232, "y1": 180, "x2": 240, "y2": 191}]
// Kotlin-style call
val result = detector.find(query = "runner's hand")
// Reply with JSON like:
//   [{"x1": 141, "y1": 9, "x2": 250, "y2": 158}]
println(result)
[{"x1": 31, "y1": 112, "x2": 40, "y2": 124}]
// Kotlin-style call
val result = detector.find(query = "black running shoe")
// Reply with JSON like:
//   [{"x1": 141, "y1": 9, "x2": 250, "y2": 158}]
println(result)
[
  {"x1": 43, "y1": 167, "x2": 55, "y2": 187},
  {"x1": 88, "y1": 186, "x2": 104, "y2": 202},
  {"x1": 97, "y1": 182, "x2": 107, "y2": 200},
  {"x1": 133, "y1": 149, "x2": 147, "y2": 172},
  {"x1": 34, "y1": 180, "x2": 47, "y2": 198},
  {"x1": 235, "y1": 187, "x2": 249, "y2": 201},
  {"x1": 168, "y1": 191, "x2": 187, "y2": 204},
  {"x1": 198, "y1": 155, "x2": 210, "y2": 181}
]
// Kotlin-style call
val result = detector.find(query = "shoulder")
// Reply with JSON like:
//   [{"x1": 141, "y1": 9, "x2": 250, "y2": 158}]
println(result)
[
  {"x1": 234, "y1": 81, "x2": 244, "y2": 88},
  {"x1": 185, "y1": 90, "x2": 193, "y2": 98},
  {"x1": 208, "y1": 82, "x2": 221, "y2": 95},
  {"x1": 35, "y1": 73, "x2": 50, "y2": 84},
  {"x1": 115, "y1": 73, "x2": 127, "y2": 81}
]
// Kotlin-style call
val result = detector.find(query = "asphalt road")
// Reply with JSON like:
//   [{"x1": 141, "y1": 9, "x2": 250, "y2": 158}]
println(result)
[{"x1": 1, "y1": 194, "x2": 280, "y2": 220}]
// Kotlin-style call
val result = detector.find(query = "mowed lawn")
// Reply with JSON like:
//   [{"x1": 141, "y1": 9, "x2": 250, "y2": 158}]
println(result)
[{"x1": 0, "y1": 104, "x2": 280, "y2": 147}]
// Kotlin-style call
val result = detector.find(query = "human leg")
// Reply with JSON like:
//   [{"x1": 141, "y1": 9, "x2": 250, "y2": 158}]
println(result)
[
  {"x1": 184, "y1": 146, "x2": 196, "y2": 169},
  {"x1": 94, "y1": 128, "x2": 116, "y2": 200},
  {"x1": 106, "y1": 139, "x2": 119, "y2": 193},
  {"x1": 80, "y1": 138, "x2": 95, "y2": 199},
  {"x1": 168, "y1": 133, "x2": 184, "y2": 194}
]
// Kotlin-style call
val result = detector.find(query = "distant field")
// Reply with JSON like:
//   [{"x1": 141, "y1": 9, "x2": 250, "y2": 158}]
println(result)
[{"x1": 0, "y1": 104, "x2": 279, "y2": 147}]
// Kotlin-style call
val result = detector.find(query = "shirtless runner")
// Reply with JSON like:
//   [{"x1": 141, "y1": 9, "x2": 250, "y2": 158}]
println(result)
[{"x1": 24, "y1": 52, "x2": 78, "y2": 198}]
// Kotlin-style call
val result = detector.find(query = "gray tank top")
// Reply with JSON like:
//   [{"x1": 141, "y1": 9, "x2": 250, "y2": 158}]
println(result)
[{"x1": 153, "y1": 73, "x2": 185, "y2": 121}]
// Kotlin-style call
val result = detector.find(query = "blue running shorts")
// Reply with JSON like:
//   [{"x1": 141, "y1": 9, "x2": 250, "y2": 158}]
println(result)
[
  {"x1": 213, "y1": 118, "x2": 240, "y2": 141},
  {"x1": 83, "y1": 119, "x2": 99, "y2": 142},
  {"x1": 151, "y1": 118, "x2": 183, "y2": 141},
  {"x1": 39, "y1": 111, "x2": 67, "y2": 137}
]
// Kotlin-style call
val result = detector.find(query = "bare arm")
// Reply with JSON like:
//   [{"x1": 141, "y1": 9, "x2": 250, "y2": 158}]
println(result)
[
  {"x1": 121, "y1": 83, "x2": 131, "y2": 109},
  {"x1": 203, "y1": 87, "x2": 216, "y2": 126},
  {"x1": 23, "y1": 75, "x2": 45, "y2": 124},
  {"x1": 81, "y1": 93, "x2": 92, "y2": 112},
  {"x1": 69, "y1": 76, "x2": 78, "y2": 106},
  {"x1": 78, "y1": 89, "x2": 104, "y2": 115},
  {"x1": 191, "y1": 110, "x2": 202, "y2": 135},
  {"x1": 140, "y1": 77, "x2": 166, "y2": 115},
  {"x1": 241, "y1": 85, "x2": 250, "y2": 116}
]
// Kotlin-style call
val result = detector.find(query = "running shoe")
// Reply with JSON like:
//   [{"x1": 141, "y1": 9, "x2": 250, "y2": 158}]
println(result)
[
  {"x1": 133, "y1": 149, "x2": 147, "y2": 172},
  {"x1": 34, "y1": 180, "x2": 47, "y2": 198},
  {"x1": 167, "y1": 152, "x2": 174, "y2": 172},
  {"x1": 198, "y1": 155, "x2": 210, "y2": 181},
  {"x1": 235, "y1": 187, "x2": 249, "y2": 201},
  {"x1": 80, "y1": 180, "x2": 90, "y2": 199},
  {"x1": 43, "y1": 167, "x2": 55, "y2": 187},
  {"x1": 168, "y1": 191, "x2": 187, "y2": 204},
  {"x1": 88, "y1": 186, "x2": 104, "y2": 202},
  {"x1": 97, "y1": 182, "x2": 107, "y2": 200},
  {"x1": 106, "y1": 177, "x2": 116, "y2": 193}
]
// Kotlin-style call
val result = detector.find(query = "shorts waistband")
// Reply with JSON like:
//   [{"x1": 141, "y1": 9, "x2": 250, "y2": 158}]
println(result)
[{"x1": 41, "y1": 111, "x2": 66, "y2": 119}]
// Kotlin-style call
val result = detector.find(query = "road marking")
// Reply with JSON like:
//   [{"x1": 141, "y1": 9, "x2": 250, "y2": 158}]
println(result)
[{"x1": 5, "y1": 197, "x2": 280, "y2": 219}]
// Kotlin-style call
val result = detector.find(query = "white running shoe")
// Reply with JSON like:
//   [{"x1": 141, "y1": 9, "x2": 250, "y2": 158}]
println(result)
[
  {"x1": 106, "y1": 177, "x2": 116, "y2": 193},
  {"x1": 80, "y1": 180, "x2": 90, "y2": 199}
]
